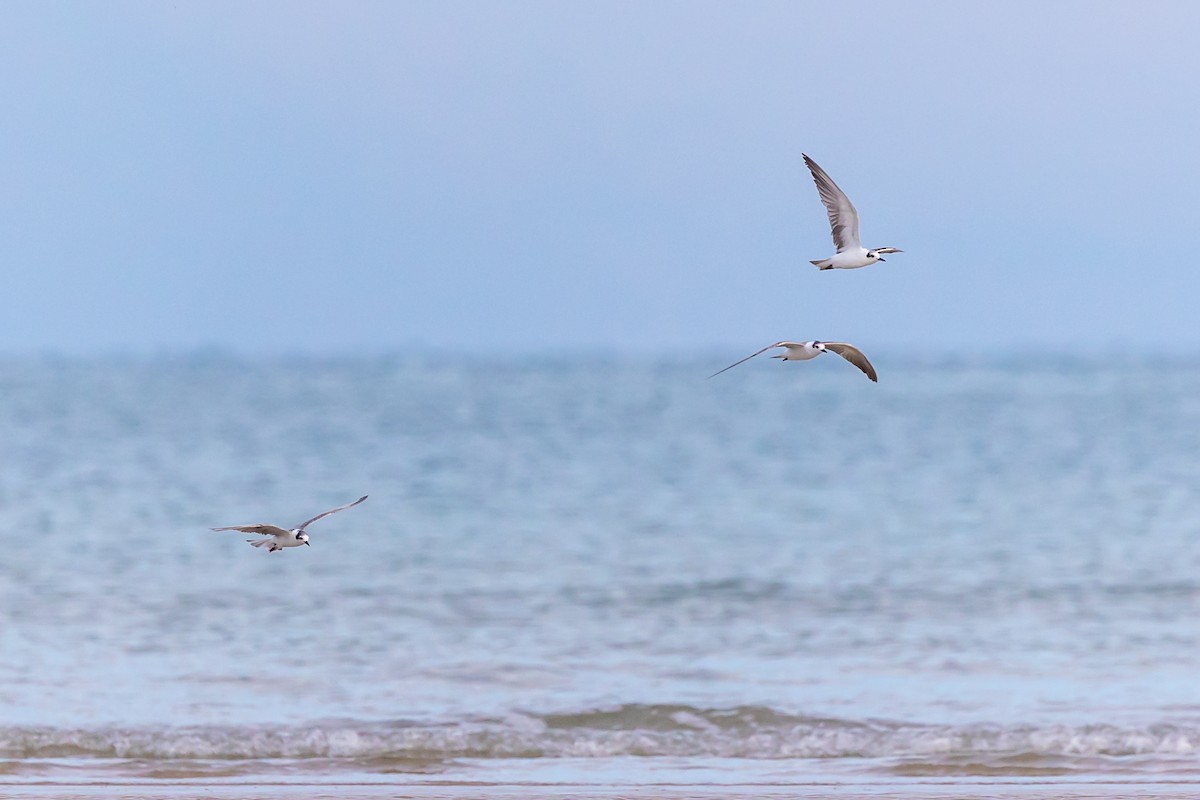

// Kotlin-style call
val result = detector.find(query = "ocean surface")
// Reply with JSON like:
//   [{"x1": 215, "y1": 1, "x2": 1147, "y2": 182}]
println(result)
[{"x1": 0, "y1": 355, "x2": 1198, "y2": 797}]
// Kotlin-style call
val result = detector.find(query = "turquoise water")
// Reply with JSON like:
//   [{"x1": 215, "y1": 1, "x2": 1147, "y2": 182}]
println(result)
[{"x1": 0, "y1": 356, "x2": 1198, "y2": 787}]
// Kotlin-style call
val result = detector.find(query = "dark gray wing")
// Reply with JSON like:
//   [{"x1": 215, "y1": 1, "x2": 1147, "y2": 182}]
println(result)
[
  {"x1": 803, "y1": 154, "x2": 861, "y2": 253},
  {"x1": 296, "y1": 495, "x2": 368, "y2": 531},
  {"x1": 822, "y1": 342, "x2": 877, "y2": 382},
  {"x1": 211, "y1": 524, "x2": 290, "y2": 537}
]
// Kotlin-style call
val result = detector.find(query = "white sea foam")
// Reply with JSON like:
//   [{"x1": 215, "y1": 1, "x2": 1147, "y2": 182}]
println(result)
[{"x1": 3, "y1": 707, "x2": 1199, "y2": 769}]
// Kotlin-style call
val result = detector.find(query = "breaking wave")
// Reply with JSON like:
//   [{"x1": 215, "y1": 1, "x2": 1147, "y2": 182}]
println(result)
[{"x1": 4, "y1": 705, "x2": 1199, "y2": 774}]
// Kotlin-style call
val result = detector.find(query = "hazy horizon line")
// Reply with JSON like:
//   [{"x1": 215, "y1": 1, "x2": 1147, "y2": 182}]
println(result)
[{"x1": 0, "y1": 342, "x2": 1191, "y2": 365}]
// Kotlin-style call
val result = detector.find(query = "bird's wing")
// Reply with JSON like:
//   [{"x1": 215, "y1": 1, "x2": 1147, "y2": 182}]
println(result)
[
  {"x1": 296, "y1": 495, "x2": 369, "y2": 531},
  {"x1": 708, "y1": 342, "x2": 787, "y2": 378},
  {"x1": 211, "y1": 524, "x2": 290, "y2": 537},
  {"x1": 822, "y1": 342, "x2": 878, "y2": 382},
  {"x1": 803, "y1": 154, "x2": 861, "y2": 252}
]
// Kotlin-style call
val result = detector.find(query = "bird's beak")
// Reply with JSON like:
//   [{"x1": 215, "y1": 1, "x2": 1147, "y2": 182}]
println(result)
[
  {"x1": 304, "y1": 541, "x2": 310, "y2": 546},
  {"x1": 878, "y1": 258, "x2": 886, "y2": 262}
]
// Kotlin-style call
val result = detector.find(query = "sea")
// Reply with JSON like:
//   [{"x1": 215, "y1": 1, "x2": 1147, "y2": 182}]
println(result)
[{"x1": 0, "y1": 354, "x2": 1198, "y2": 799}]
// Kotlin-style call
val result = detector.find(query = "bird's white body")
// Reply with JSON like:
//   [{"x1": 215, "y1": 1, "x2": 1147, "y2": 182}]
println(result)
[
  {"x1": 811, "y1": 247, "x2": 883, "y2": 271},
  {"x1": 211, "y1": 495, "x2": 368, "y2": 553},
  {"x1": 247, "y1": 529, "x2": 309, "y2": 552},
  {"x1": 773, "y1": 342, "x2": 823, "y2": 361},
  {"x1": 802, "y1": 154, "x2": 902, "y2": 270}
]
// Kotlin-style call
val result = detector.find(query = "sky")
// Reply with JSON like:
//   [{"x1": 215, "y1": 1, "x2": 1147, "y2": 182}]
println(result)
[{"x1": 2, "y1": 1, "x2": 1200, "y2": 357}]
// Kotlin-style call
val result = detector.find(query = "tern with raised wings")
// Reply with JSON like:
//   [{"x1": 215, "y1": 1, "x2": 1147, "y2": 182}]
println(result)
[
  {"x1": 212, "y1": 495, "x2": 368, "y2": 552},
  {"x1": 804, "y1": 153, "x2": 902, "y2": 270}
]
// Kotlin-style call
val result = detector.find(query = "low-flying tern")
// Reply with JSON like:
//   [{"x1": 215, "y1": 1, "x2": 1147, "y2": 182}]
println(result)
[
  {"x1": 211, "y1": 495, "x2": 368, "y2": 552},
  {"x1": 709, "y1": 341, "x2": 877, "y2": 382},
  {"x1": 803, "y1": 153, "x2": 902, "y2": 270}
]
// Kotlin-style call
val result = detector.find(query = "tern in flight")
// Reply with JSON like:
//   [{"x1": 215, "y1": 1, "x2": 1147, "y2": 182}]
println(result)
[
  {"x1": 804, "y1": 153, "x2": 902, "y2": 270},
  {"x1": 212, "y1": 495, "x2": 368, "y2": 552},
  {"x1": 709, "y1": 341, "x2": 877, "y2": 382}
]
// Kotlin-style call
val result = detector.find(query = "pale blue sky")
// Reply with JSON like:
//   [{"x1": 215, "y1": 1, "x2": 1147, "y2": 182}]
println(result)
[{"x1": 2, "y1": 1, "x2": 1199, "y2": 356}]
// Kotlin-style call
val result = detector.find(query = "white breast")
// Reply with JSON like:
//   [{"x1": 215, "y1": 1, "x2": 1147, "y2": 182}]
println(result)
[
  {"x1": 781, "y1": 344, "x2": 821, "y2": 361},
  {"x1": 828, "y1": 248, "x2": 875, "y2": 269}
]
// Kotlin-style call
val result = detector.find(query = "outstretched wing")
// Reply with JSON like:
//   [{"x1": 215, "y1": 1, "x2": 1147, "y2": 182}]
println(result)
[
  {"x1": 211, "y1": 524, "x2": 290, "y2": 537},
  {"x1": 822, "y1": 342, "x2": 878, "y2": 382},
  {"x1": 803, "y1": 154, "x2": 861, "y2": 252},
  {"x1": 296, "y1": 495, "x2": 368, "y2": 531},
  {"x1": 708, "y1": 342, "x2": 788, "y2": 379}
]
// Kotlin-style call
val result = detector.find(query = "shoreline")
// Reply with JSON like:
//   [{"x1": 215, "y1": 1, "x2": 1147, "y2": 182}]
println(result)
[{"x1": 5, "y1": 779, "x2": 1200, "y2": 799}]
